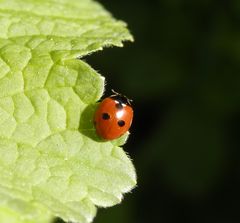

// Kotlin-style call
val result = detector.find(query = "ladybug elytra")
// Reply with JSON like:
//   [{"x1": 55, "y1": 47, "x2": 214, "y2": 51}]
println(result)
[{"x1": 94, "y1": 91, "x2": 133, "y2": 140}]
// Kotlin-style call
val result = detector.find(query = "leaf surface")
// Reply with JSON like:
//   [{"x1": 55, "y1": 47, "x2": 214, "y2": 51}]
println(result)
[{"x1": 0, "y1": 0, "x2": 136, "y2": 222}]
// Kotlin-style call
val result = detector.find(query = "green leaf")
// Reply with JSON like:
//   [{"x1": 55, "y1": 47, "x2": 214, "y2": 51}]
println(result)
[
  {"x1": 0, "y1": 203, "x2": 53, "y2": 223},
  {"x1": 0, "y1": 0, "x2": 133, "y2": 58},
  {"x1": 0, "y1": 0, "x2": 136, "y2": 223}
]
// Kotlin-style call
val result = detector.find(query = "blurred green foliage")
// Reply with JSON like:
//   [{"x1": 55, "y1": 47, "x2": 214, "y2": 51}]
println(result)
[{"x1": 58, "y1": 0, "x2": 240, "y2": 222}]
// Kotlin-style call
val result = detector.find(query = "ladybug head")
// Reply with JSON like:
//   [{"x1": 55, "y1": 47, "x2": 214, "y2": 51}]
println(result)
[{"x1": 110, "y1": 89, "x2": 133, "y2": 106}]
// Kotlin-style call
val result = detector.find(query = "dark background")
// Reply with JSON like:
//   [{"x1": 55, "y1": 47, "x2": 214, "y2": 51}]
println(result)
[{"x1": 61, "y1": 0, "x2": 240, "y2": 222}]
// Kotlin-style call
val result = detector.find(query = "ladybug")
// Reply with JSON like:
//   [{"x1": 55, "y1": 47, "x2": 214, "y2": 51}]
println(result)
[{"x1": 94, "y1": 90, "x2": 133, "y2": 140}]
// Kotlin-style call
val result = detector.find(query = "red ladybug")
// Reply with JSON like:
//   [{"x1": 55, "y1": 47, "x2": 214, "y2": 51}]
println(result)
[{"x1": 94, "y1": 91, "x2": 133, "y2": 140}]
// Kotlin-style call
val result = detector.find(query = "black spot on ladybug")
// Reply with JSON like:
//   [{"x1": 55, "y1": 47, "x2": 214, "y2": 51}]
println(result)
[
  {"x1": 115, "y1": 103, "x2": 123, "y2": 110},
  {"x1": 118, "y1": 120, "x2": 125, "y2": 127},
  {"x1": 102, "y1": 113, "x2": 110, "y2": 120}
]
